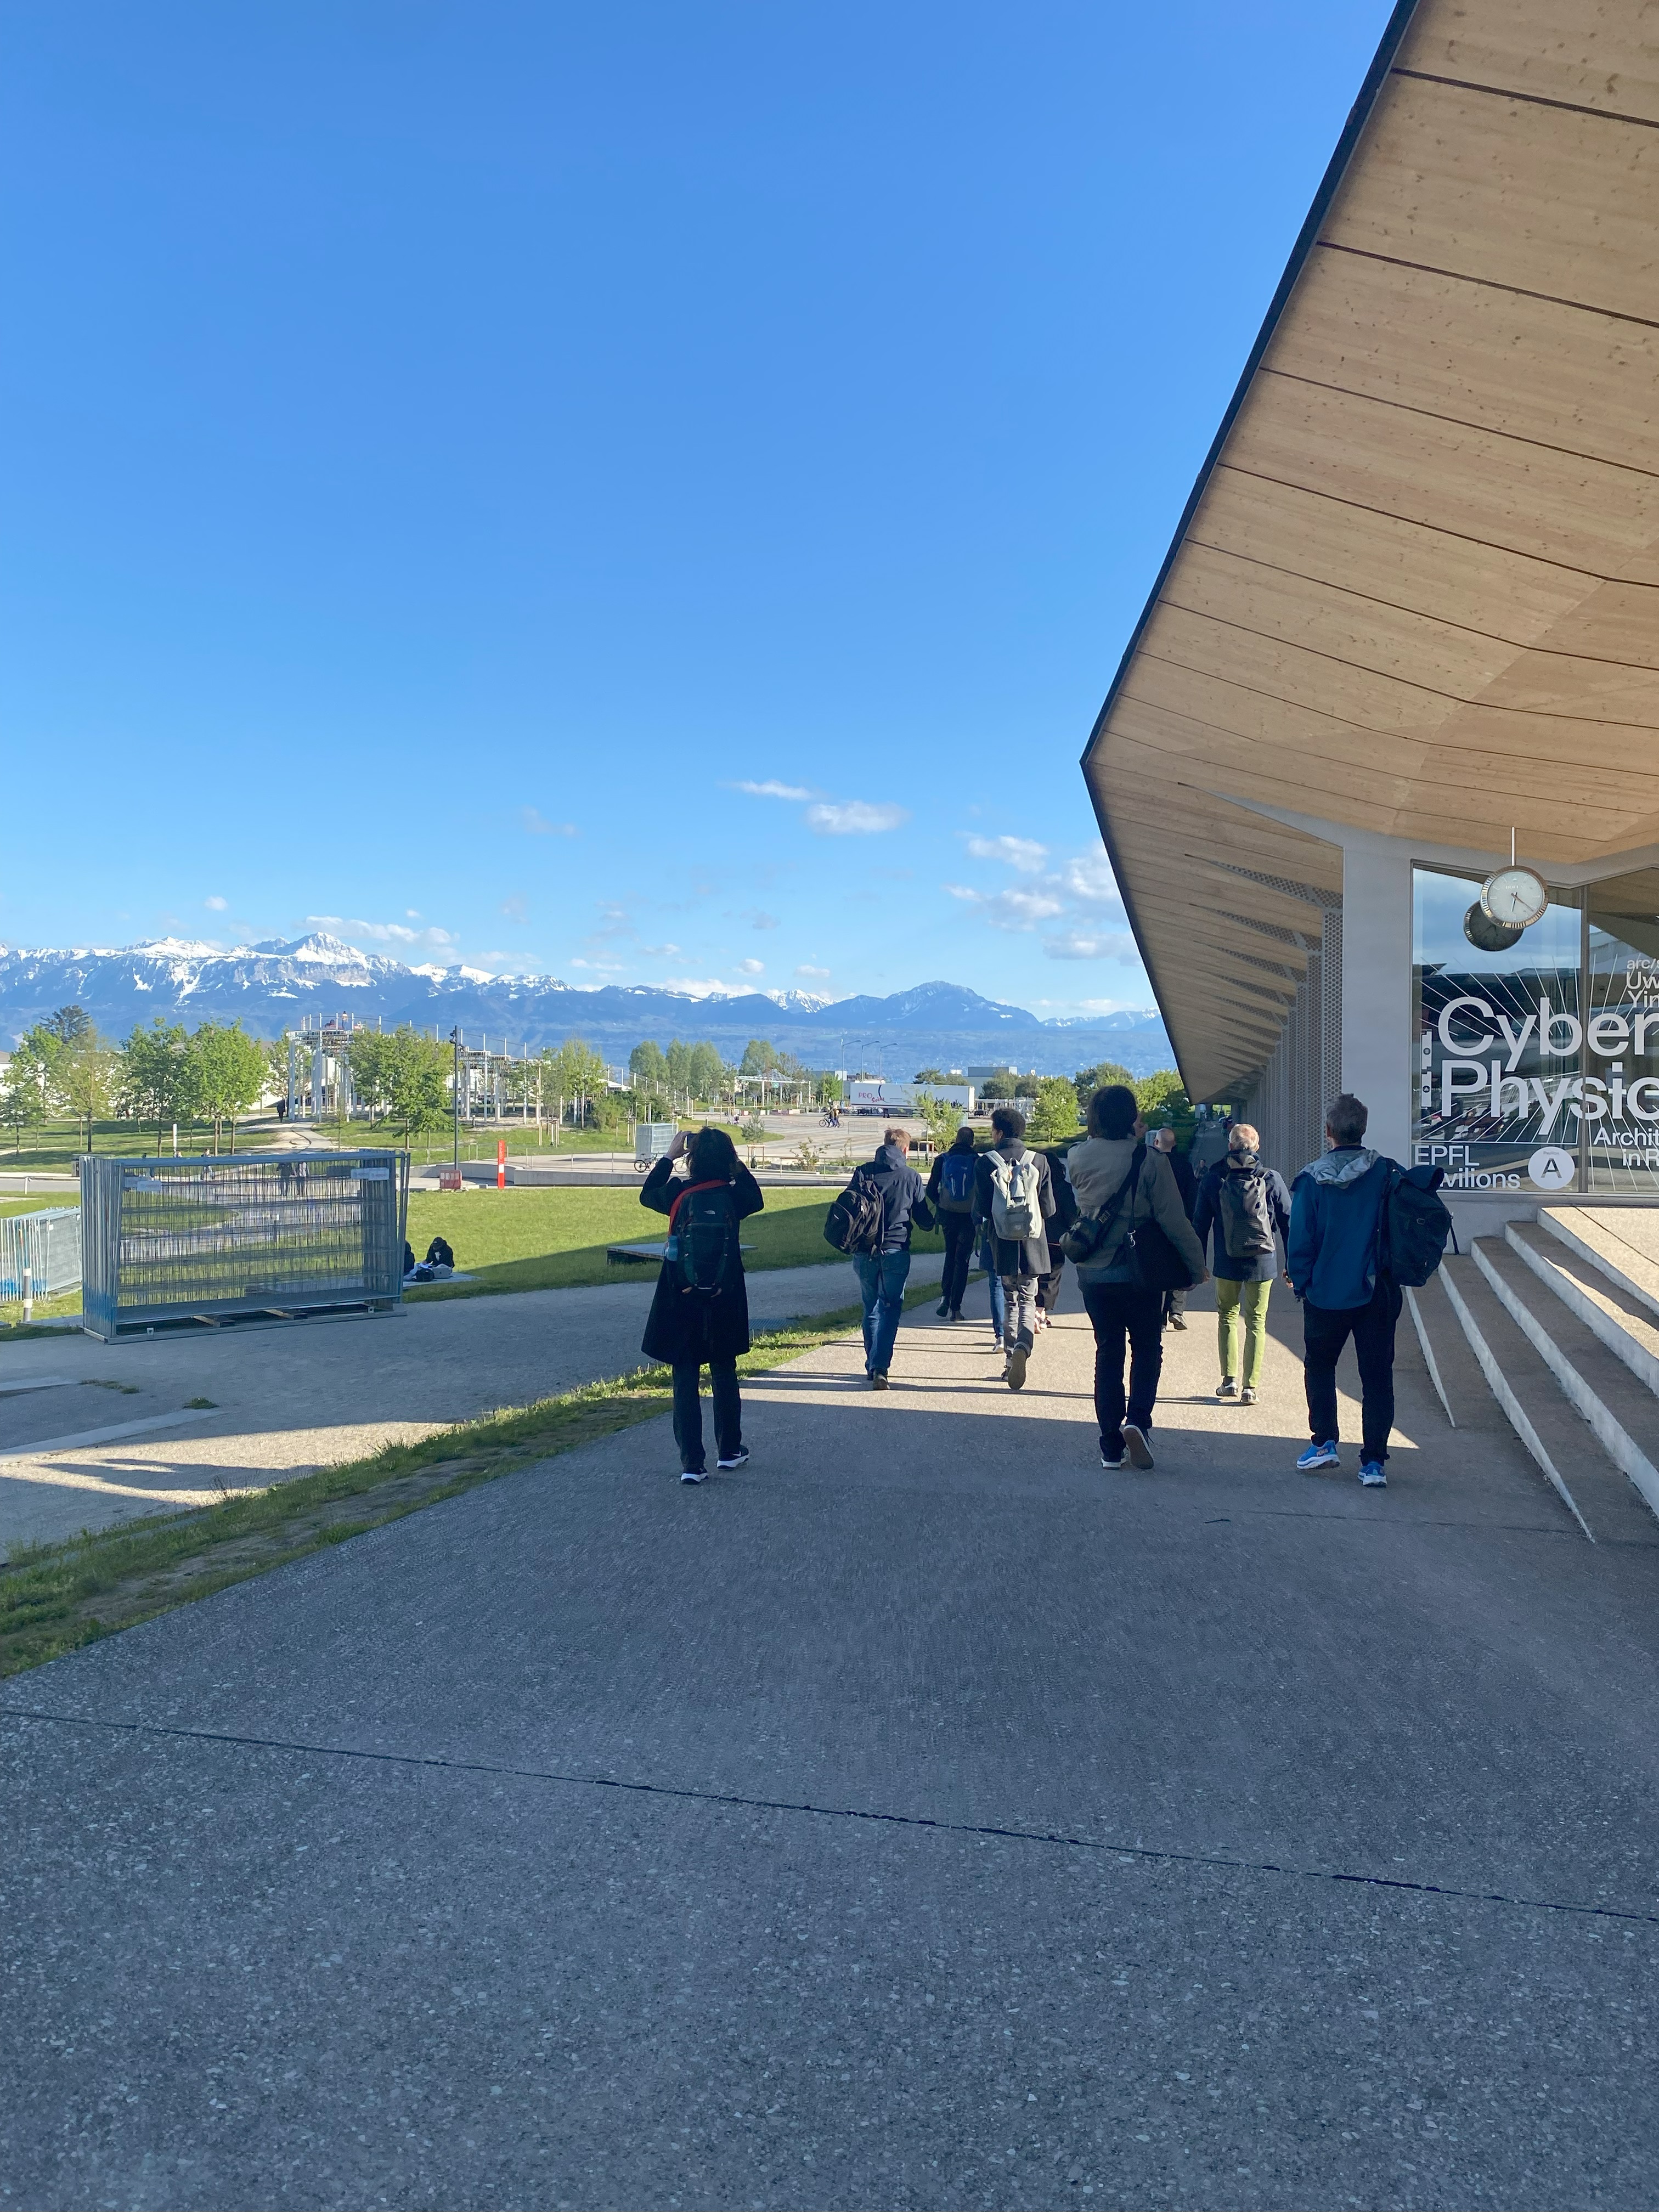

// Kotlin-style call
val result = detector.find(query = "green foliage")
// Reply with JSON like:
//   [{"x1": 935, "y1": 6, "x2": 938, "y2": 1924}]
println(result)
[
  {"x1": 975, "y1": 1068, "x2": 1019, "y2": 1102},
  {"x1": 1135, "y1": 1069, "x2": 1195, "y2": 1150},
  {"x1": 912, "y1": 1066, "x2": 947, "y2": 1084},
  {"x1": 379, "y1": 1026, "x2": 450, "y2": 1137},
  {"x1": 816, "y1": 1071, "x2": 844, "y2": 1104},
  {"x1": 687, "y1": 1041, "x2": 727, "y2": 1104},
  {"x1": 910, "y1": 1089, "x2": 957, "y2": 1150},
  {"x1": 1073, "y1": 1060, "x2": 1136, "y2": 1115},
  {"x1": 0, "y1": 1046, "x2": 48, "y2": 1154},
  {"x1": 544, "y1": 1037, "x2": 609, "y2": 1127},
  {"x1": 190, "y1": 1022, "x2": 268, "y2": 1148},
  {"x1": 44, "y1": 1006, "x2": 93, "y2": 1047},
  {"x1": 1025, "y1": 1075, "x2": 1083, "y2": 1146},
  {"x1": 118, "y1": 1019, "x2": 201, "y2": 1150},
  {"x1": 739, "y1": 1037, "x2": 778, "y2": 1077},
  {"x1": 629, "y1": 1040, "x2": 670, "y2": 1113}
]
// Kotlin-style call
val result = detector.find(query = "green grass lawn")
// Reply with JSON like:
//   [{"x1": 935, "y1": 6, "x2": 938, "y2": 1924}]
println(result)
[{"x1": 405, "y1": 1184, "x2": 944, "y2": 1299}]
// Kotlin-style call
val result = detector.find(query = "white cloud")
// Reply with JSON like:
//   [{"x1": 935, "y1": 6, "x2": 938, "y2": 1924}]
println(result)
[
  {"x1": 732, "y1": 780, "x2": 817, "y2": 802},
  {"x1": 203, "y1": 894, "x2": 228, "y2": 911},
  {"x1": 944, "y1": 883, "x2": 1063, "y2": 929},
  {"x1": 522, "y1": 806, "x2": 578, "y2": 836},
  {"x1": 500, "y1": 895, "x2": 528, "y2": 924},
  {"x1": 808, "y1": 800, "x2": 907, "y2": 836},
  {"x1": 641, "y1": 941, "x2": 681, "y2": 956},
  {"x1": 796, "y1": 963, "x2": 831, "y2": 978},
  {"x1": 750, "y1": 911, "x2": 779, "y2": 930},
  {"x1": 307, "y1": 913, "x2": 457, "y2": 952},
  {"x1": 964, "y1": 835, "x2": 1048, "y2": 873},
  {"x1": 1043, "y1": 930, "x2": 1138, "y2": 961},
  {"x1": 737, "y1": 957, "x2": 765, "y2": 974},
  {"x1": 661, "y1": 976, "x2": 738, "y2": 998},
  {"x1": 1062, "y1": 847, "x2": 1120, "y2": 904}
]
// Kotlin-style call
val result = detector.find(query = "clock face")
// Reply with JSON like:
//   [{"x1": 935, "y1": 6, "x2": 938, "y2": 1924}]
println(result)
[{"x1": 1480, "y1": 866, "x2": 1549, "y2": 929}]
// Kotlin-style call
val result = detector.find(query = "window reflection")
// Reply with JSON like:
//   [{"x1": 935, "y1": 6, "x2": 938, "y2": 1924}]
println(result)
[{"x1": 1587, "y1": 870, "x2": 1659, "y2": 1196}]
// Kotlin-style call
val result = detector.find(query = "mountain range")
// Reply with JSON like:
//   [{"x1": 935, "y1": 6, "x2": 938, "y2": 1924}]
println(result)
[{"x1": 0, "y1": 936, "x2": 1173, "y2": 1078}]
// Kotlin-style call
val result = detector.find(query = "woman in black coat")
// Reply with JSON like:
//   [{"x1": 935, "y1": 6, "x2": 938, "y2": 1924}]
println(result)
[{"x1": 640, "y1": 1126, "x2": 765, "y2": 1482}]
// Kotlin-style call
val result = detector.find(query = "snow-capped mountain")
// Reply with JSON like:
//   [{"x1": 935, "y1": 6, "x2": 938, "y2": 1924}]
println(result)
[{"x1": 0, "y1": 940, "x2": 1171, "y2": 1076}]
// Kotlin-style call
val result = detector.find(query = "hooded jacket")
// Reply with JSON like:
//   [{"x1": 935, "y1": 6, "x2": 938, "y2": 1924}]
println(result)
[
  {"x1": 1062, "y1": 1135, "x2": 1207, "y2": 1289},
  {"x1": 865, "y1": 1143, "x2": 935, "y2": 1255},
  {"x1": 639, "y1": 1151, "x2": 765, "y2": 1363},
  {"x1": 1192, "y1": 1149, "x2": 1293, "y2": 1283},
  {"x1": 1286, "y1": 1146, "x2": 1393, "y2": 1310}
]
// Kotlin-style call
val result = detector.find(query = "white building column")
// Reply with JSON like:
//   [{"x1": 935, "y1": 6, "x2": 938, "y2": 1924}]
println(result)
[{"x1": 1338, "y1": 833, "x2": 1414, "y2": 1164}]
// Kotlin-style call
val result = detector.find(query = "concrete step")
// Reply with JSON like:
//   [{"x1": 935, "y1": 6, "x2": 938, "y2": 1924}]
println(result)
[
  {"x1": 1468, "y1": 1238, "x2": 1659, "y2": 1538},
  {"x1": 1436, "y1": 1254, "x2": 1657, "y2": 1546},
  {"x1": 1539, "y1": 1206, "x2": 1659, "y2": 1325},
  {"x1": 1506, "y1": 1221, "x2": 1659, "y2": 1403}
]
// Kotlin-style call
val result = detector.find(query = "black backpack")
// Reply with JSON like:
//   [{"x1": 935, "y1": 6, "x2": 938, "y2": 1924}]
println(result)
[
  {"x1": 1379, "y1": 1166, "x2": 1455, "y2": 1287},
  {"x1": 671, "y1": 1180, "x2": 737, "y2": 1296},
  {"x1": 1217, "y1": 1165, "x2": 1276, "y2": 1260},
  {"x1": 823, "y1": 1166, "x2": 885, "y2": 1256}
]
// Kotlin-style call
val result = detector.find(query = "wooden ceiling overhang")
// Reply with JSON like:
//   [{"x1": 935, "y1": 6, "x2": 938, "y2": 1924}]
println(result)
[{"x1": 1082, "y1": 0, "x2": 1659, "y2": 1102}]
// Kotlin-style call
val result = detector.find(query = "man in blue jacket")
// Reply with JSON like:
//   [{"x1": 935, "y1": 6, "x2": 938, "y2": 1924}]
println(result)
[{"x1": 1286, "y1": 1091, "x2": 1404, "y2": 1489}]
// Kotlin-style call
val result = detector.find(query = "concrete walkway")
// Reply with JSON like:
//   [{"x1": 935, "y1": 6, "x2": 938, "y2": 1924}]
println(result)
[
  {"x1": 4, "y1": 1282, "x2": 1658, "y2": 2208},
  {"x1": 0, "y1": 1255, "x2": 942, "y2": 1556}
]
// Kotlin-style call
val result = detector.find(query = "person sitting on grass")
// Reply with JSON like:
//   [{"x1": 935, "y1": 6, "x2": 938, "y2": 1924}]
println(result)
[{"x1": 640, "y1": 1125, "x2": 764, "y2": 1484}]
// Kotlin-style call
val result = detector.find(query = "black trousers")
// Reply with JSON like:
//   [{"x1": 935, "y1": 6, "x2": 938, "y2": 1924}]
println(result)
[
  {"x1": 1037, "y1": 1262, "x2": 1065, "y2": 1314},
  {"x1": 1081, "y1": 1280, "x2": 1165, "y2": 1447},
  {"x1": 1302, "y1": 1282, "x2": 1403, "y2": 1462},
  {"x1": 672, "y1": 1358, "x2": 741, "y2": 1473},
  {"x1": 939, "y1": 1211, "x2": 975, "y2": 1312}
]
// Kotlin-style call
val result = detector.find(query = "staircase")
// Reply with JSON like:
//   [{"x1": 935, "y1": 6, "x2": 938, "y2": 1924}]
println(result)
[{"x1": 1425, "y1": 1208, "x2": 1659, "y2": 1543}]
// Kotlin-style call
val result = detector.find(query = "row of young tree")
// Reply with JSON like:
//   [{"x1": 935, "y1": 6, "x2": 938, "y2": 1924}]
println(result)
[
  {"x1": 1, "y1": 1008, "x2": 272, "y2": 1154},
  {"x1": 906, "y1": 1060, "x2": 1194, "y2": 1152}
]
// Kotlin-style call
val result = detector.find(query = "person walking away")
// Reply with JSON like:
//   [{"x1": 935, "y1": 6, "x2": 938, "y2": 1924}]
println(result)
[
  {"x1": 1149, "y1": 1125, "x2": 1197, "y2": 1330},
  {"x1": 1034, "y1": 1143, "x2": 1080, "y2": 1333},
  {"x1": 851, "y1": 1126, "x2": 935, "y2": 1388},
  {"x1": 973, "y1": 1107, "x2": 1056, "y2": 1390},
  {"x1": 640, "y1": 1126, "x2": 764, "y2": 1483},
  {"x1": 1191, "y1": 1121, "x2": 1291, "y2": 1407},
  {"x1": 1064, "y1": 1085, "x2": 1207, "y2": 1470},
  {"x1": 925, "y1": 1126, "x2": 979, "y2": 1321},
  {"x1": 1286, "y1": 1092, "x2": 1443, "y2": 1488}
]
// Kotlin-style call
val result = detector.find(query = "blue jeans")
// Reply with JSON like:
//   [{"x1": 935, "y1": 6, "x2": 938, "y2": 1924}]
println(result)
[
  {"x1": 979, "y1": 1231, "x2": 1006, "y2": 1338},
  {"x1": 854, "y1": 1249, "x2": 911, "y2": 1375}
]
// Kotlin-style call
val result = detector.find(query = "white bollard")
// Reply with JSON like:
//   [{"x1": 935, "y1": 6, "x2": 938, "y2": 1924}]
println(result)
[{"x1": 22, "y1": 1265, "x2": 32, "y2": 1324}]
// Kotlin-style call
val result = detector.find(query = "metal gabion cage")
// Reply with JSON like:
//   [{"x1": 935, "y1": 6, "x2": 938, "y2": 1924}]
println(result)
[{"x1": 80, "y1": 1152, "x2": 410, "y2": 1340}]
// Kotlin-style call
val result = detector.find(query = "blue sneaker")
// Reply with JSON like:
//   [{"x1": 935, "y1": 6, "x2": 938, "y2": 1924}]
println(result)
[
  {"x1": 1358, "y1": 1459, "x2": 1387, "y2": 1488},
  {"x1": 1297, "y1": 1440, "x2": 1340, "y2": 1473}
]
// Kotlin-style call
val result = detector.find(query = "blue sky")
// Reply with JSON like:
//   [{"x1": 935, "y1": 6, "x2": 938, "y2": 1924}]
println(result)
[{"x1": 0, "y1": 2, "x2": 1393, "y2": 1012}]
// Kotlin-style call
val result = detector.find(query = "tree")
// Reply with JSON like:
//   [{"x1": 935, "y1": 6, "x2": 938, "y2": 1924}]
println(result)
[
  {"x1": 548, "y1": 1037, "x2": 608, "y2": 1129},
  {"x1": 687, "y1": 1041, "x2": 725, "y2": 1107},
  {"x1": 1073, "y1": 1060, "x2": 1136, "y2": 1115},
  {"x1": 739, "y1": 1039, "x2": 778, "y2": 1077},
  {"x1": 119, "y1": 1019, "x2": 201, "y2": 1152},
  {"x1": 58, "y1": 1034, "x2": 117, "y2": 1154},
  {"x1": 0, "y1": 1048, "x2": 48, "y2": 1155},
  {"x1": 44, "y1": 1005, "x2": 93, "y2": 1047},
  {"x1": 910, "y1": 1089, "x2": 957, "y2": 1152},
  {"x1": 913, "y1": 1066, "x2": 947, "y2": 1084},
  {"x1": 190, "y1": 1022, "x2": 268, "y2": 1152},
  {"x1": 347, "y1": 1030, "x2": 396, "y2": 1126},
  {"x1": 382, "y1": 1026, "x2": 450, "y2": 1138},
  {"x1": 1135, "y1": 1069, "x2": 1195, "y2": 1151},
  {"x1": 629, "y1": 1040, "x2": 669, "y2": 1110},
  {"x1": 1026, "y1": 1075, "x2": 1082, "y2": 1146},
  {"x1": 665, "y1": 1038, "x2": 693, "y2": 1101},
  {"x1": 816, "y1": 1071, "x2": 844, "y2": 1105},
  {"x1": 976, "y1": 1068, "x2": 1018, "y2": 1102}
]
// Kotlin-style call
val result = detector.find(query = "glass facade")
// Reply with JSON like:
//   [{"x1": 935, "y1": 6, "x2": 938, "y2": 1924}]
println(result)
[{"x1": 1413, "y1": 866, "x2": 1659, "y2": 1197}]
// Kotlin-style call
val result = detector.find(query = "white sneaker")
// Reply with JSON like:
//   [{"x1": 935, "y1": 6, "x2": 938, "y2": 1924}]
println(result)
[
  {"x1": 1216, "y1": 1377, "x2": 1238, "y2": 1400},
  {"x1": 680, "y1": 1467, "x2": 708, "y2": 1485},
  {"x1": 716, "y1": 1446, "x2": 750, "y2": 1470}
]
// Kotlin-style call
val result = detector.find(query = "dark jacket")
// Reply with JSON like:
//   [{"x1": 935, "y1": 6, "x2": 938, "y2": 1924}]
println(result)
[
  {"x1": 1161, "y1": 1145, "x2": 1196, "y2": 1215},
  {"x1": 640, "y1": 1153, "x2": 765, "y2": 1363},
  {"x1": 1286, "y1": 1146, "x2": 1392, "y2": 1311},
  {"x1": 1192, "y1": 1152, "x2": 1293, "y2": 1284},
  {"x1": 972, "y1": 1138, "x2": 1056, "y2": 1279},
  {"x1": 865, "y1": 1143, "x2": 935, "y2": 1254}
]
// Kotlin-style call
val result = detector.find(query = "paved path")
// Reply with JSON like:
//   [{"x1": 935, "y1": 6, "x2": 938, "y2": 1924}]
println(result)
[
  {"x1": 0, "y1": 1255, "x2": 942, "y2": 1556},
  {"x1": 4, "y1": 1283, "x2": 1658, "y2": 2208}
]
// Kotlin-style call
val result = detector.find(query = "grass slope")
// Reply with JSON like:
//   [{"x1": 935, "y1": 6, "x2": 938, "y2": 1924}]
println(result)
[{"x1": 405, "y1": 1184, "x2": 943, "y2": 1299}]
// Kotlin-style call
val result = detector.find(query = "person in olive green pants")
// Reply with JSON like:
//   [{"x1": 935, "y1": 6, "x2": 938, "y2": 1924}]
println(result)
[{"x1": 1189, "y1": 1122, "x2": 1293, "y2": 1406}]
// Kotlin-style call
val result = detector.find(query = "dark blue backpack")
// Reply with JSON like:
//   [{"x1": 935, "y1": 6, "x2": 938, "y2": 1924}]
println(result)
[{"x1": 936, "y1": 1150, "x2": 977, "y2": 1212}]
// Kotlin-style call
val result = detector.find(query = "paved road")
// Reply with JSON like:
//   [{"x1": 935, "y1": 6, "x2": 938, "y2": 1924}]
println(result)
[
  {"x1": 4, "y1": 1287, "x2": 1658, "y2": 2208},
  {"x1": 0, "y1": 1254, "x2": 944, "y2": 1556}
]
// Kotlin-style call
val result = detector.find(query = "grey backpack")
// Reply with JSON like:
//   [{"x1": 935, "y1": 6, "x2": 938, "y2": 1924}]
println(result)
[{"x1": 1217, "y1": 1166, "x2": 1276, "y2": 1260}]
